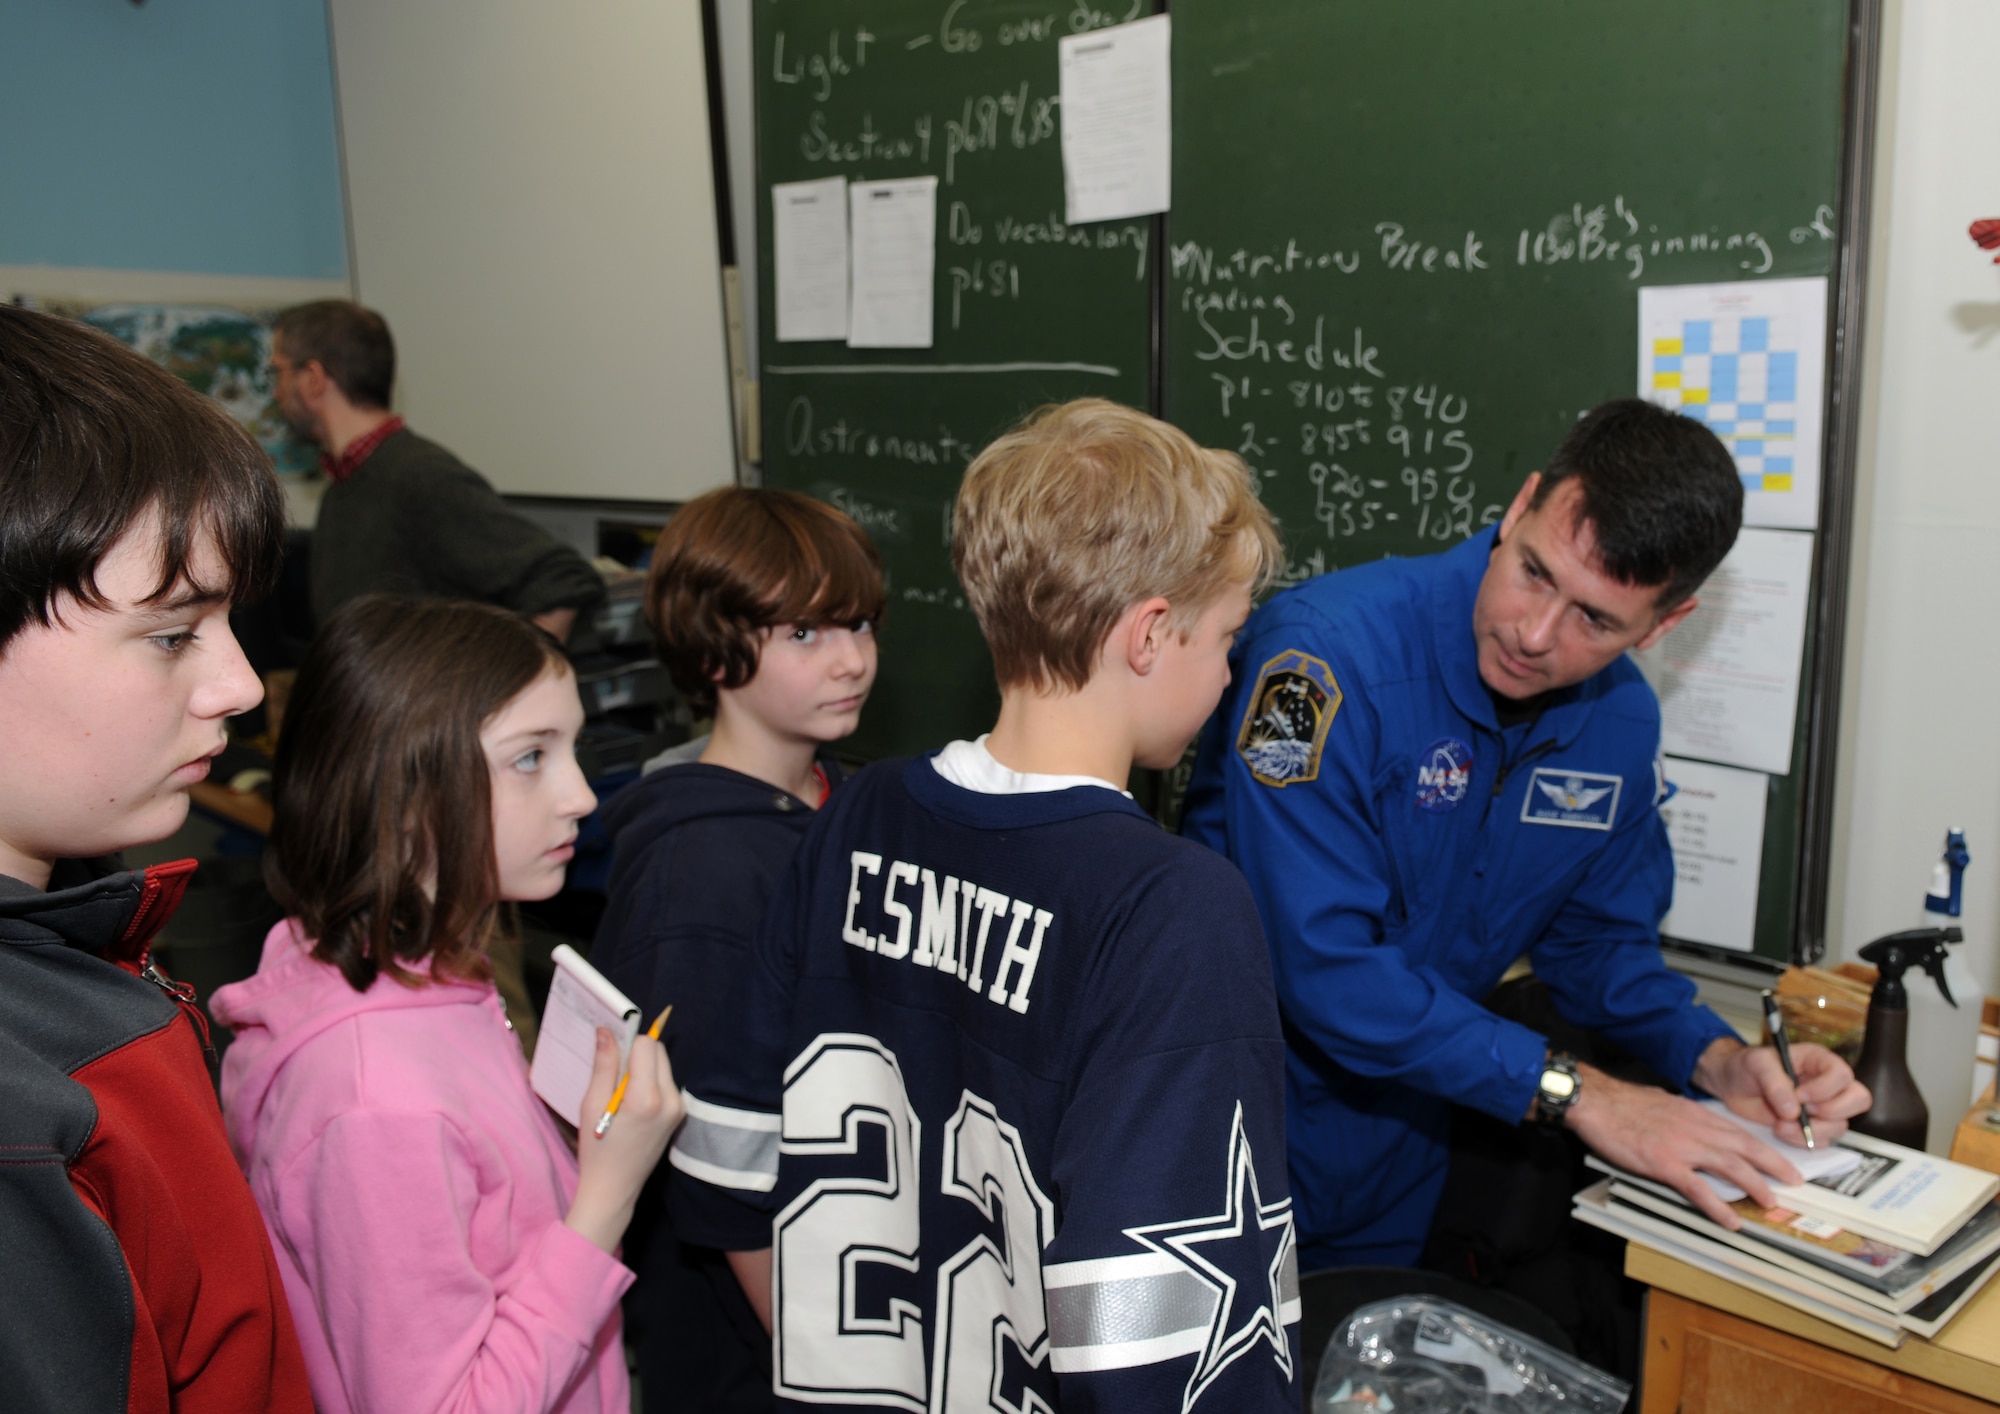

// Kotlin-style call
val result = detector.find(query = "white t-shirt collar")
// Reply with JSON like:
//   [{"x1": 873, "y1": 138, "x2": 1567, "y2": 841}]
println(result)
[{"x1": 930, "y1": 735, "x2": 1131, "y2": 798}]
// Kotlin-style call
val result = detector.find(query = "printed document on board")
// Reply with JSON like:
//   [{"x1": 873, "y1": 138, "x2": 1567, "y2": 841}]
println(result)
[
  {"x1": 1058, "y1": 14, "x2": 1172, "y2": 225},
  {"x1": 1635, "y1": 527, "x2": 1814, "y2": 775},
  {"x1": 848, "y1": 176, "x2": 937, "y2": 349},
  {"x1": 772, "y1": 176, "x2": 849, "y2": 342},
  {"x1": 1659, "y1": 756, "x2": 1768, "y2": 952},
  {"x1": 1638, "y1": 277, "x2": 1828, "y2": 530}
]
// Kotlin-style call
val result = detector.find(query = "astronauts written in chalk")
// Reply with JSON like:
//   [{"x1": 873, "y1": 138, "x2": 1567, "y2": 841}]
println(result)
[{"x1": 840, "y1": 851, "x2": 1053, "y2": 1014}]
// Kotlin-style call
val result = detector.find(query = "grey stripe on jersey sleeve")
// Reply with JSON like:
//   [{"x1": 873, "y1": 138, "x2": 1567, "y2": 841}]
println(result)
[
  {"x1": 1044, "y1": 1247, "x2": 1303, "y2": 1374},
  {"x1": 1044, "y1": 1253, "x2": 1220, "y2": 1372},
  {"x1": 667, "y1": 1091, "x2": 780, "y2": 1192}
]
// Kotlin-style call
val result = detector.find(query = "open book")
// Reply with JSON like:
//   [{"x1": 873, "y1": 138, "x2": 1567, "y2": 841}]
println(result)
[{"x1": 527, "y1": 944, "x2": 641, "y2": 1127}]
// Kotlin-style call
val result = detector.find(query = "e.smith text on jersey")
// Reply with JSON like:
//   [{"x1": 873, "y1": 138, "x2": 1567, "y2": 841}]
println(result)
[{"x1": 841, "y1": 852, "x2": 1053, "y2": 1014}]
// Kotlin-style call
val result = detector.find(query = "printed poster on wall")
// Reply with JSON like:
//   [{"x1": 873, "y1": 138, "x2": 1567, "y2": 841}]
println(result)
[
  {"x1": 1638, "y1": 277, "x2": 1828, "y2": 530},
  {"x1": 1634, "y1": 527, "x2": 1815, "y2": 776},
  {"x1": 1659, "y1": 757, "x2": 1769, "y2": 953}
]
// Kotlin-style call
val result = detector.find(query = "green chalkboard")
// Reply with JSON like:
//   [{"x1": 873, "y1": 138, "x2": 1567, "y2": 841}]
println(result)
[
  {"x1": 749, "y1": 0, "x2": 1870, "y2": 963},
  {"x1": 1162, "y1": 0, "x2": 1856, "y2": 963},
  {"x1": 753, "y1": 0, "x2": 1158, "y2": 758}
]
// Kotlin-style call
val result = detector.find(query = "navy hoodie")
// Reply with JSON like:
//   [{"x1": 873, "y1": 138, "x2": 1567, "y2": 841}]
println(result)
[
  {"x1": 591, "y1": 750, "x2": 842, "y2": 1414},
  {"x1": 593, "y1": 752, "x2": 843, "y2": 1046}
]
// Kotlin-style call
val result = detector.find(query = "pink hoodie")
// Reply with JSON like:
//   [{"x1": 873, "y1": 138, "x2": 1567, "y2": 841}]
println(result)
[{"x1": 212, "y1": 920, "x2": 633, "y2": 1414}]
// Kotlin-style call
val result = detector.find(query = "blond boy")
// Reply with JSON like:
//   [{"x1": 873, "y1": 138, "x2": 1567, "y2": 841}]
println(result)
[{"x1": 668, "y1": 400, "x2": 1302, "y2": 1411}]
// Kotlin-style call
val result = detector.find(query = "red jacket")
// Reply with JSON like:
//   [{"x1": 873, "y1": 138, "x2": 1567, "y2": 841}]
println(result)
[{"x1": 0, "y1": 858, "x2": 312, "y2": 1414}]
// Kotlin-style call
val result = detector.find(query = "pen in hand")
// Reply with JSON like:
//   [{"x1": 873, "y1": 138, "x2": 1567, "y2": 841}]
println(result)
[
  {"x1": 594, "y1": 1005, "x2": 672, "y2": 1138},
  {"x1": 1762, "y1": 989, "x2": 1815, "y2": 1149}
]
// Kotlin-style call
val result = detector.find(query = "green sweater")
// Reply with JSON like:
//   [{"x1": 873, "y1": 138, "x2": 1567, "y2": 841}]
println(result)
[{"x1": 310, "y1": 429, "x2": 606, "y2": 623}]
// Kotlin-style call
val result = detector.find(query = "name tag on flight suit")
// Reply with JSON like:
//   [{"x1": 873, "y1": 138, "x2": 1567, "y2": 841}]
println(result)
[{"x1": 1519, "y1": 768, "x2": 1622, "y2": 830}]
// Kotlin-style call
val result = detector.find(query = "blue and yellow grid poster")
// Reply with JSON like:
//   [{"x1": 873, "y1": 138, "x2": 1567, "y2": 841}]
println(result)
[{"x1": 1638, "y1": 277, "x2": 1828, "y2": 531}]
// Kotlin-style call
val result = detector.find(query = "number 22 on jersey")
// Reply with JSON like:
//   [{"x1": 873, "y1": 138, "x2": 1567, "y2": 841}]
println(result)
[{"x1": 774, "y1": 1033, "x2": 1055, "y2": 1413}]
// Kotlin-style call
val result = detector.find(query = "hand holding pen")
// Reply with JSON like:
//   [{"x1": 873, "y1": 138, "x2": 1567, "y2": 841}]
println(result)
[
  {"x1": 1762, "y1": 989, "x2": 1815, "y2": 1149},
  {"x1": 597, "y1": 1005, "x2": 672, "y2": 1137},
  {"x1": 563, "y1": 1010, "x2": 680, "y2": 1255}
]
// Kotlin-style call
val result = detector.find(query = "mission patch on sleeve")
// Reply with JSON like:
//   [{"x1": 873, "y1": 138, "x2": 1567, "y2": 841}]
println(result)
[{"x1": 1236, "y1": 649, "x2": 1342, "y2": 787}]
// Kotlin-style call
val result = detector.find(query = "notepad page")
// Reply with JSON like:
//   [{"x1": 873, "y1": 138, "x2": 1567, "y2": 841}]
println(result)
[
  {"x1": 1696, "y1": 1097, "x2": 1863, "y2": 1200},
  {"x1": 529, "y1": 944, "x2": 641, "y2": 1126}
]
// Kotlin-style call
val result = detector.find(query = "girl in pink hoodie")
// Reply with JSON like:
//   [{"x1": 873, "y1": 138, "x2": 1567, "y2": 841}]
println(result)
[{"x1": 213, "y1": 595, "x2": 683, "y2": 1414}]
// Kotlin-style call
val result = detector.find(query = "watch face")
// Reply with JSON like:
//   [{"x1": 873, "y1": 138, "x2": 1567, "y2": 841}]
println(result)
[{"x1": 1541, "y1": 1069, "x2": 1577, "y2": 1101}]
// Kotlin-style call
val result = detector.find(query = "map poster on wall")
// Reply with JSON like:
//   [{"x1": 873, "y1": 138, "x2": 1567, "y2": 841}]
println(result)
[
  {"x1": 39, "y1": 301, "x2": 319, "y2": 478},
  {"x1": 1638, "y1": 277, "x2": 1828, "y2": 530}
]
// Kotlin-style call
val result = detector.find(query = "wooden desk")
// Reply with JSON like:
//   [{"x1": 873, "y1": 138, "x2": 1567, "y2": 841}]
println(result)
[{"x1": 1631, "y1": 1245, "x2": 2000, "y2": 1412}]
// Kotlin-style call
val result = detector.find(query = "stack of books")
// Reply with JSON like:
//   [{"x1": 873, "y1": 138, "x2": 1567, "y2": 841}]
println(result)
[{"x1": 1573, "y1": 1101, "x2": 2000, "y2": 1347}]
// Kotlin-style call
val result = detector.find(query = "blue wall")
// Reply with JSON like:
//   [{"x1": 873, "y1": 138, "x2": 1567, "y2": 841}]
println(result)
[{"x1": 0, "y1": 0, "x2": 348, "y2": 280}]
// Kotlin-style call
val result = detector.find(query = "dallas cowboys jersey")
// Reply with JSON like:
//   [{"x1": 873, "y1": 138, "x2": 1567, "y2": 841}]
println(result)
[
  {"x1": 668, "y1": 757, "x2": 1301, "y2": 1413},
  {"x1": 1183, "y1": 525, "x2": 1736, "y2": 1268}
]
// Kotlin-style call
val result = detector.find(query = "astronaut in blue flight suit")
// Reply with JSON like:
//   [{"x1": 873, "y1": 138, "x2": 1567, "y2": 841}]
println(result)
[{"x1": 1184, "y1": 399, "x2": 1871, "y2": 1270}]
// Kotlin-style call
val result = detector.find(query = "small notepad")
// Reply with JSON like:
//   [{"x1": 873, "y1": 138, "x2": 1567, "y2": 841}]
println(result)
[
  {"x1": 1697, "y1": 1098, "x2": 1863, "y2": 1201},
  {"x1": 529, "y1": 944, "x2": 642, "y2": 1127}
]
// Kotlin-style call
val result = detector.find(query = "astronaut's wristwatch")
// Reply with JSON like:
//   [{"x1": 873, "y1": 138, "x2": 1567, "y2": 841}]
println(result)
[{"x1": 1533, "y1": 1052, "x2": 1581, "y2": 1125}]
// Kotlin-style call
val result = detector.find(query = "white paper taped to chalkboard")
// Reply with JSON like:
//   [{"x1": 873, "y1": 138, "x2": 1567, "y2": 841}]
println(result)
[{"x1": 1660, "y1": 756, "x2": 1769, "y2": 952}]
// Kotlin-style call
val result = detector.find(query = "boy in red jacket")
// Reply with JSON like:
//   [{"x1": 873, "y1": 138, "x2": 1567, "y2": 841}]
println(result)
[{"x1": 0, "y1": 306, "x2": 313, "y2": 1413}]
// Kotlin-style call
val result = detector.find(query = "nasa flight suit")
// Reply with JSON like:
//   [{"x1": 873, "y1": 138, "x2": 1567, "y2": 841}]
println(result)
[{"x1": 1183, "y1": 525, "x2": 1735, "y2": 1268}]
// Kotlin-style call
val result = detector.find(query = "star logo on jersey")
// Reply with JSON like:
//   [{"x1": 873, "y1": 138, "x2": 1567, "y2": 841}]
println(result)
[{"x1": 1124, "y1": 1103, "x2": 1297, "y2": 1411}]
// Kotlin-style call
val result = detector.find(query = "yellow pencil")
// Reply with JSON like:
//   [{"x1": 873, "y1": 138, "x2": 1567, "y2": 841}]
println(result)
[{"x1": 594, "y1": 1005, "x2": 671, "y2": 1137}]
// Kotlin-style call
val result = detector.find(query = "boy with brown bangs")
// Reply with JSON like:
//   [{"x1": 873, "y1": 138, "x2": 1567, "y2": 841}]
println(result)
[
  {"x1": 669, "y1": 400, "x2": 1303, "y2": 1412},
  {"x1": 0, "y1": 307, "x2": 312, "y2": 1411},
  {"x1": 594, "y1": 486, "x2": 885, "y2": 1413}
]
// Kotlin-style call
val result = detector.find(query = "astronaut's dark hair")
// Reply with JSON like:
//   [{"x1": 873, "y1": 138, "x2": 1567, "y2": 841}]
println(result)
[{"x1": 1534, "y1": 398, "x2": 1744, "y2": 608}]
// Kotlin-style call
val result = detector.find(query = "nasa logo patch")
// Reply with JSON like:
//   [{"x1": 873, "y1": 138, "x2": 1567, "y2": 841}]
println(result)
[
  {"x1": 1414, "y1": 738, "x2": 1474, "y2": 812},
  {"x1": 1520, "y1": 768, "x2": 1623, "y2": 830},
  {"x1": 1237, "y1": 649, "x2": 1343, "y2": 787}
]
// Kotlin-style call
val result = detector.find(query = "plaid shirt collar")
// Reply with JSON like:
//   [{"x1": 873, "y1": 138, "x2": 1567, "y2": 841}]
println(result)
[{"x1": 320, "y1": 415, "x2": 406, "y2": 483}]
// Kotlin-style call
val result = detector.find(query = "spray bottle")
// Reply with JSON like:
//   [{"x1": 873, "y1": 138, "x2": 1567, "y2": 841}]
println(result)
[
  {"x1": 1904, "y1": 830, "x2": 1986, "y2": 1151},
  {"x1": 1852, "y1": 926, "x2": 1964, "y2": 1149}
]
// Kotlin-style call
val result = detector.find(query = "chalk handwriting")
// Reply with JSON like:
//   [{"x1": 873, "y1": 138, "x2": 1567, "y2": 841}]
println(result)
[
  {"x1": 800, "y1": 110, "x2": 933, "y2": 165},
  {"x1": 785, "y1": 397, "x2": 975, "y2": 467},
  {"x1": 1376, "y1": 223, "x2": 1488, "y2": 273},
  {"x1": 945, "y1": 83, "x2": 1059, "y2": 184},
  {"x1": 948, "y1": 259, "x2": 1022, "y2": 328},
  {"x1": 1790, "y1": 204, "x2": 1837, "y2": 245},
  {"x1": 1193, "y1": 314, "x2": 1383, "y2": 375},
  {"x1": 828, "y1": 488, "x2": 905, "y2": 539},
  {"x1": 948, "y1": 203, "x2": 1149, "y2": 280},
  {"x1": 771, "y1": 27, "x2": 875, "y2": 103}
]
